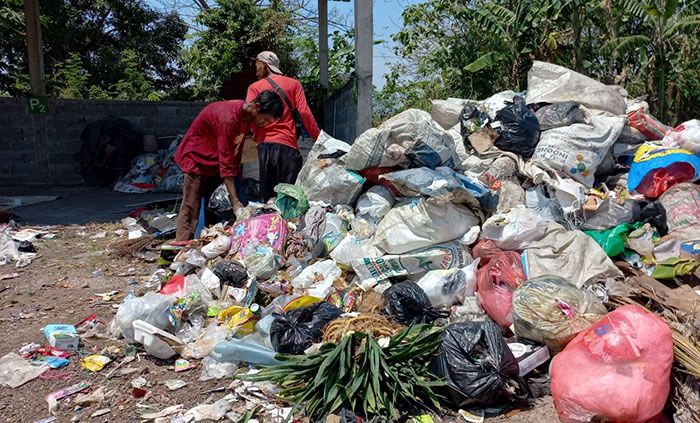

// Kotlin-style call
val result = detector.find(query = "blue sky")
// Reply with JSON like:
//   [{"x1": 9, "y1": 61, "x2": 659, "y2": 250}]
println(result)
[{"x1": 329, "y1": 0, "x2": 422, "y2": 88}]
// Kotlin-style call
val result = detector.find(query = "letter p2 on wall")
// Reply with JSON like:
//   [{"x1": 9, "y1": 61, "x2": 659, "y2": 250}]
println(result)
[{"x1": 28, "y1": 96, "x2": 48, "y2": 114}]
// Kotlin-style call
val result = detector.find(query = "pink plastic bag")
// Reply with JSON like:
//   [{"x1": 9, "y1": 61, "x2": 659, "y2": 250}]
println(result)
[
  {"x1": 474, "y1": 242, "x2": 525, "y2": 328},
  {"x1": 229, "y1": 213, "x2": 287, "y2": 259},
  {"x1": 471, "y1": 239, "x2": 503, "y2": 266},
  {"x1": 551, "y1": 305, "x2": 673, "y2": 423}
]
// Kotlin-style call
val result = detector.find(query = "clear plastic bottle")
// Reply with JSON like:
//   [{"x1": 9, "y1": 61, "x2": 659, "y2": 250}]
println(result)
[{"x1": 210, "y1": 338, "x2": 281, "y2": 366}]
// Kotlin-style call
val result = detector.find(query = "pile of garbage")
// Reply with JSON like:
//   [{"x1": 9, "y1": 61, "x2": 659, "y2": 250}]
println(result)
[
  {"x1": 8, "y1": 61, "x2": 698, "y2": 422},
  {"x1": 113, "y1": 136, "x2": 185, "y2": 193},
  {"x1": 0, "y1": 226, "x2": 52, "y2": 268}
]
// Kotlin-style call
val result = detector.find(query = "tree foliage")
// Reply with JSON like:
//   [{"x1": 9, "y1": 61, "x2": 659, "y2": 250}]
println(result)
[
  {"x1": 0, "y1": 0, "x2": 187, "y2": 99},
  {"x1": 182, "y1": 0, "x2": 299, "y2": 100},
  {"x1": 383, "y1": 0, "x2": 700, "y2": 125},
  {"x1": 1, "y1": 0, "x2": 355, "y2": 104}
]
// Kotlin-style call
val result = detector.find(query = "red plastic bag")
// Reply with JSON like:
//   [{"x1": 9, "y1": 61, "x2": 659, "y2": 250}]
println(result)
[
  {"x1": 471, "y1": 239, "x2": 504, "y2": 266},
  {"x1": 635, "y1": 161, "x2": 696, "y2": 199},
  {"x1": 551, "y1": 305, "x2": 673, "y2": 423},
  {"x1": 474, "y1": 244, "x2": 525, "y2": 328},
  {"x1": 358, "y1": 167, "x2": 401, "y2": 196},
  {"x1": 160, "y1": 274, "x2": 186, "y2": 296},
  {"x1": 627, "y1": 108, "x2": 671, "y2": 141}
]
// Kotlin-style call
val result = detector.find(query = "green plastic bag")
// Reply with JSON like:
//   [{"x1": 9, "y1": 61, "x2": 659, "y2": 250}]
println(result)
[
  {"x1": 651, "y1": 258, "x2": 700, "y2": 279},
  {"x1": 584, "y1": 222, "x2": 639, "y2": 257},
  {"x1": 274, "y1": 183, "x2": 309, "y2": 219}
]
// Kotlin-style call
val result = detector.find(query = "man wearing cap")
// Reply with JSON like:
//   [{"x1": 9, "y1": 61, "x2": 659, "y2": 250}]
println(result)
[{"x1": 246, "y1": 51, "x2": 321, "y2": 202}]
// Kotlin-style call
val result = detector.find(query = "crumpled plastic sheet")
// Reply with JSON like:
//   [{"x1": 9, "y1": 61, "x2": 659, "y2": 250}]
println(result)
[
  {"x1": 0, "y1": 352, "x2": 48, "y2": 388},
  {"x1": 184, "y1": 398, "x2": 232, "y2": 422},
  {"x1": 0, "y1": 228, "x2": 35, "y2": 268}
]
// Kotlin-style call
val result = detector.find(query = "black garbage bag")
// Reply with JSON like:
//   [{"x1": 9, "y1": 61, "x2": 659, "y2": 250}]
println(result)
[
  {"x1": 270, "y1": 302, "x2": 342, "y2": 354},
  {"x1": 18, "y1": 241, "x2": 36, "y2": 253},
  {"x1": 534, "y1": 101, "x2": 585, "y2": 131},
  {"x1": 431, "y1": 322, "x2": 524, "y2": 407},
  {"x1": 639, "y1": 201, "x2": 668, "y2": 236},
  {"x1": 208, "y1": 179, "x2": 260, "y2": 221},
  {"x1": 383, "y1": 282, "x2": 448, "y2": 325},
  {"x1": 211, "y1": 260, "x2": 248, "y2": 289},
  {"x1": 494, "y1": 96, "x2": 541, "y2": 157}
]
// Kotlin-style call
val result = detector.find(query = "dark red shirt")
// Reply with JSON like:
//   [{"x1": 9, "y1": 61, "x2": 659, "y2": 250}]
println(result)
[
  {"x1": 175, "y1": 100, "x2": 248, "y2": 178},
  {"x1": 246, "y1": 75, "x2": 320, "y2": 149}
]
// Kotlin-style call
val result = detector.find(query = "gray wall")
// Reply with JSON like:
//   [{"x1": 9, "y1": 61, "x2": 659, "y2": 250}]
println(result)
[
  {"x1": 0, "y1": 97, "x2": 205, "y2": 186},
  {"x1": 322, "y1": 79, "x2": 357, "y2": 144}
]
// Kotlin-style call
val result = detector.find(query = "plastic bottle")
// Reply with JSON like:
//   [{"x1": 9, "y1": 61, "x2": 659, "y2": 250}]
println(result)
[{"x1": 210, "y1": 339, "x2": 281, "y2": 366}]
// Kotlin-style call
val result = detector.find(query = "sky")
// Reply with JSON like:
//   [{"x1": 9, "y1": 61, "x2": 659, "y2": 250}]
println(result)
[{"x1": 329, "y1": 0, "x2": 422, "y2": 89}]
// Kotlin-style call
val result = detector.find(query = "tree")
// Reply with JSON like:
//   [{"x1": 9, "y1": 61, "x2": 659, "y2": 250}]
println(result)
[
  {"x1": 182, "y1": 0, "x2": 299, "y2": 100},
  {"x1": 292, "y1": 27, "x2": 360, "y2": 112},
  {"x1": 382, "y1": 0, "x2": 700, "y2": 124},
  {"x1": 0, "y1": 0, "x2": 31, "y2": 94},
  {"x1": 603, "y1": 0, "x2": 700, "y2": 122},
  {"x1": 462, "y1": 0, "x2": 574, "y2": 87},
  {"x1": 1, "y1": 0, "x2": 188, "y2": 99}
]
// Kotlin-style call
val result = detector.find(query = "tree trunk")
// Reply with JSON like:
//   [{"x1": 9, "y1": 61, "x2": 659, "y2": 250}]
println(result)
[
  {"x1": 657, "y1": 18, "x2": 666, "y2": 122},
  {"x1": 572, "y1": 3, "x2": 583, "y2": 72}
]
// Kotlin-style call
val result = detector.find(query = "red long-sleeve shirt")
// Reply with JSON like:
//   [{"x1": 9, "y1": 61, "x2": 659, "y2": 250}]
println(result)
[
  {"x1": 246, "y1": 75, "x2": 320, "y2": 149},
  {"x1": 175, "y1": 100, "x2": 248, "y2": 178}
]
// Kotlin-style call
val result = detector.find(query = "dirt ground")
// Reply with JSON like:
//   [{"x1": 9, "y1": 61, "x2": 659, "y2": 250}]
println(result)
[{"x1": 0, "y1": 224, "x2": 557, "y2": 423}]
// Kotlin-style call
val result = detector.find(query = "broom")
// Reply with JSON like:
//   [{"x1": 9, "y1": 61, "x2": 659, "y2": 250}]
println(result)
[
  {"x1": 107, "y1": 234, "x2": 157, "y2": 257},
  {"x1": 107, "y1": 227, "x2": 176, "y2": 257}
]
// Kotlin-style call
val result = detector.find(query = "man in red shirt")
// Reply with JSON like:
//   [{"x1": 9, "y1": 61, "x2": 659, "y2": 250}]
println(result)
[
  {"x1": 174, "y1": 90, "x2": 284, "y2": 240},
  {"x1": 246, "y1": 51, "x2": 321, "y2": 202}
]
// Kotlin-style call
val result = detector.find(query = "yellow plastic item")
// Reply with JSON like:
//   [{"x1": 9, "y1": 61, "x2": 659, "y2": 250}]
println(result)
[
  {"x1": 283, "y1": 295, "x2": 322, "y2": 312},
  {"x1": 80, "y1": 354, "x2": 112, "y2": 372},
  {"x1": 218, "y1": 305, "x2": 245, "y2": 321},
  {"x1": 218, "y1": 305, "x2": 259, "y2": 335},
  {"x1": 588, "y1": 188, "x2": 606, "y2": 199}
]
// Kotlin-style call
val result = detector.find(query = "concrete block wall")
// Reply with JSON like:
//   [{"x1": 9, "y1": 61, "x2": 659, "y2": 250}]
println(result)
[{"x1": 0, "y1": 97, "x2": 205, "y2": 186}]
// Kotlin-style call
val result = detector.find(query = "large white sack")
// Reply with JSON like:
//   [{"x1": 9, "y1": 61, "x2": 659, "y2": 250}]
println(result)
[
  {"x1": 352, "y1": 240, "x2": 473, "y2": 289},
  {"x1": 522, "y1": 223, "x2": 623, "y2": 288},
  {"x1": 355, "y1": 185, "x2": 395, "y2": 221},
  {"x1": 379, "y1": 166, "x2": 497, "y2": 210},
  {"x1": 532, "y1": 115, "x2": 625, "y2": 187},
  {"x1": 330, "y1": 234, "x2": 383, "y2": 268},
  {"x1": 482, "y1": 90, "x2": 518, "y2": 120},
  {"x1": 296, "y1": 131, "x2": 365, "y2": 205},
  {"x1": 306, "y1": 130, "x2": 351, "y2": 158},
  {"x1": 525, "y1": 61, "x2": 626, "y2": 115},
  {"x1": 481, "y1": 206, "x2": 549, "y2": 250},
  {"x1": 663, "y1": 119, "x2": 700, "y2": 153},
  {"x1": 291, "y1": 259, "x2": 342, "y2": 298},
  {"x1": 374, "y1": 198, "x2": 480, "y2": 254},
  {"x1": 431, "y1": 99, "x2": 466, "y2": 130},
  {"x1": 447, "y1": 124, "x2": 474, "y2": 169},
  {"x1": 416, "y1": 259, "x2": 480, "y2": 307},
  {"x1": 344, "y1": 109, "x2": 459, "y2": 171}
]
